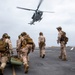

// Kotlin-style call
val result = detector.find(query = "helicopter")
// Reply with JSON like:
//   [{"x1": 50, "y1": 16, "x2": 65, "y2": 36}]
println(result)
[{"x1": 17, "y1": 0, "x2": 54, "y2": 25}]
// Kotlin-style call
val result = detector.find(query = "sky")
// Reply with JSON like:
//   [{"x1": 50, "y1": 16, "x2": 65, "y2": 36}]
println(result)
[{"x1": 0, "y1": 0, "x2": 75, "y2": 47}]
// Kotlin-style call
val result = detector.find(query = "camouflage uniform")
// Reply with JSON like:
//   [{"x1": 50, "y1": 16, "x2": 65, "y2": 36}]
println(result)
[
  {"x1": 60, "y1": 41, "x2": 67, "y2": 60},
  {"x1": 56, "y1": 27, "x2": 67, "y2": 61},
  {"x1": 38, "y1": 32, "x2": 46, "y2": 58},
  {"x1": 17, "y1": 32, "x2": 29, "y2": 73},
  {"x1": 16, "y1": 32, "x2": 35, "y2": 73},
  {"x1": 0, "y1": 34, "x2": 13, "y2": 75}
]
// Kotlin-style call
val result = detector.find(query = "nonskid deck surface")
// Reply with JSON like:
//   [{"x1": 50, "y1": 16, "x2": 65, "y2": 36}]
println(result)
[{"x1": 4, "y1": 47, "x2": 75, "y2": 75}]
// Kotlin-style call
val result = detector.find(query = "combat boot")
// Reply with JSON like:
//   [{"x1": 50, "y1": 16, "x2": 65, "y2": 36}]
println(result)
[
  {"x1": 62, "y1": 59, "x2": 67, "y2": 61},
  {"x1": 62, "y1": 55, "x2": 67, "y2": 61},
  {"x1": 24, "y1": 64, "x2": 29, "y2": 73},
  {"x1": 42, "y1": 54, "x2": 45, "y2": 58},
  {"x1": 62, "y1": 58, "x2": 67, "y2": 61}
]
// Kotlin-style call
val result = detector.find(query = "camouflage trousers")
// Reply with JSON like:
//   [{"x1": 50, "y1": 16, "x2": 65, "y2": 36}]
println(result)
[
  {"x1": 20, "y1": 46, "x2": 29, "y2": 73},
  {"x1": 0, "y1": 55, "x2": 8, "y2": 69},
  {"x1": 39, "y1": 46, "x2": 45, "y2": 57},
  {"x1": 27, "y1": 44, "x2": 33, "y2": 62},
  {"x1": 60, "y1": 41, "x2": 67, "y2": 60},
  {"x1": 20, "y1": 46, "x2": 28, "y2": 65}
]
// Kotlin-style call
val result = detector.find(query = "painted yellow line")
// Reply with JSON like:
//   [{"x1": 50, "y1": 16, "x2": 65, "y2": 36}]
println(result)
[{"x1": 12, "y1": 65, "x2": 16, "y2": 75}]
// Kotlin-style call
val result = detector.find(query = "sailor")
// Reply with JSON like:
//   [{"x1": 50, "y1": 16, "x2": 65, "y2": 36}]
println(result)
[
  {"x1": 17, "y1": 32, "x2": 29, "y2": 73},
  {"x1": 0, "y1": 33, "x2": 13, "y2": 75},
  {"x1": 38, "y1": 32, "x2": 46, "y2": 58},
  {"x1": 56, "y1": 26, "x2": 68, "y2": 61}
]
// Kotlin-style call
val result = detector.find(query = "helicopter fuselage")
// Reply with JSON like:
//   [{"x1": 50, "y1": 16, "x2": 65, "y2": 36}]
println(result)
[
  {"x1": 32, "y1": 11, "x2": 43, "y2": 22},
  {"x1": 17, "y1": 0, "x2": 54, "y2": 25}
]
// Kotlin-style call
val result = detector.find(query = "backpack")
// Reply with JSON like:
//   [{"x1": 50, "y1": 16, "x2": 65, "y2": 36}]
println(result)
[
  {"x1": 0, "y1": 39, "x2": 8, "y2": 52},
  {"x1": 64, "y1": 37, "x2": 68, "y2": 44},
  {"x1": 26, "y1": 37, "x2": 34, "y2": 44},
  {"x1": 20, "y1": 39, "x2": 27, "y2": 48},
  {"x1": 60, "y1": 31, "x2": 69, "y2": 44}
]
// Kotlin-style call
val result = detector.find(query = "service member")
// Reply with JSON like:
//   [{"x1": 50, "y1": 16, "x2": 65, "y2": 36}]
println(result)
[
  {"x1": 38, "y1": 32, "x2": 46, "y2": 58},
  {"x1": 17, "y1": 32, "x2": 35, "y2": 73},
  {"x1": 0, "y1": 33, "x2": 13, "y2": 75},
  {"x1": 56, "y1": 26, "x2": 68, "y2": 61}
]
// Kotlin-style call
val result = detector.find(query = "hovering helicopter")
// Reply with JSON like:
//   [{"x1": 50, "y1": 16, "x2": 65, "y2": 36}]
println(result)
[{"x1": 17, "y1": 0, "x2": 54, "y2": 25}]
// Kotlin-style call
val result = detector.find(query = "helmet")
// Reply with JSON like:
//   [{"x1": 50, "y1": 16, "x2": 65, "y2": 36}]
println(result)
[
  {"x1": 2, "y1": 33, "x2": 8, "y2": 38},
  {"x1": 21, "y1": 32, "x2": 27, "y2": 36},
  {"x1": 39, "y1": 32, "x2": 43, "y2": 35},
  {"x1": 56, "y1": 26, "x2": 62, "y2": 30}
]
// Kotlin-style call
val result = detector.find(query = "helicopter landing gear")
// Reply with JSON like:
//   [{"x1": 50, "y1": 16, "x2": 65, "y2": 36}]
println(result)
[{"x1": 28, "y1": 21, "x2": 35, "y2": 25}]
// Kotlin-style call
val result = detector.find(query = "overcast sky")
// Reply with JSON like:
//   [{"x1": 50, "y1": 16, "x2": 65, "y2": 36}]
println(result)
[{"x1": 0, "y1": 0, "x2": 75, "y2": 47}]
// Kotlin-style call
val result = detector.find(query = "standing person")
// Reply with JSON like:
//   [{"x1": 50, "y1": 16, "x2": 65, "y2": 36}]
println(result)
[
  {"x1": 56, "y1": 26, "x2": 68, "y2": 61},
  {"x1": 38, "y1": 32, "x2": 46, "y2": 58},
  {"x1": 17, "y1": 32, "x2": 29, "y2": 73},
  {"x1": 0, "y1": 33, "x2": 13, "y2": 75}
]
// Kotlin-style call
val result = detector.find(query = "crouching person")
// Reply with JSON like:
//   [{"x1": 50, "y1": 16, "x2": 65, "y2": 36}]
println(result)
[{"x1": 0, "y1": 33, "x2": 13, "y2": 75}]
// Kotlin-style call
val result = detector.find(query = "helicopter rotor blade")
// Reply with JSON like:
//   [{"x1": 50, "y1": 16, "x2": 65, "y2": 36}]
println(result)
[
  {"x1": 36, "y1": 0, "x2": 43, "y2": 11},
  {"x1": 41, "y1": 10, "x2": 55, "y2": 13},
  {"x1": 17, "y1": 7, "x2": 36, "y2": 11}
]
